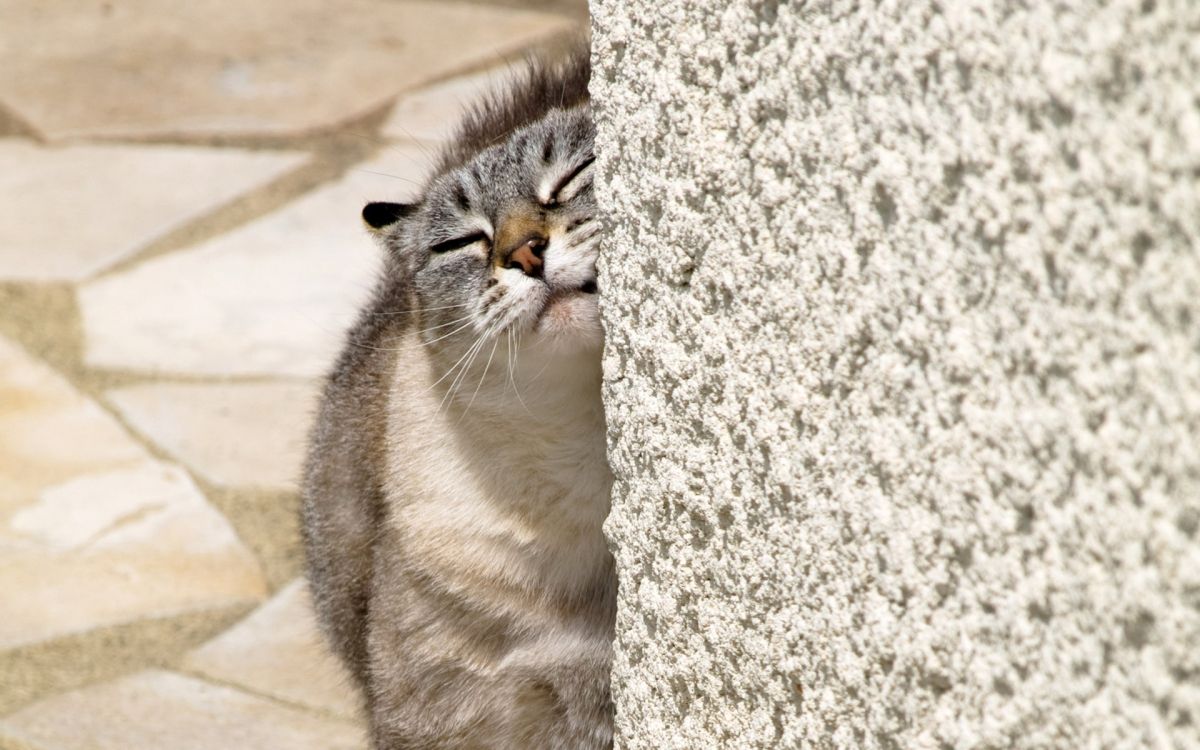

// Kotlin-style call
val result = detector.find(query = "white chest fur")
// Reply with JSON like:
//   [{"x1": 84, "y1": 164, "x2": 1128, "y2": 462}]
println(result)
[{"x1": 382, "y1": 331, "x2": 613, "y2": 610}]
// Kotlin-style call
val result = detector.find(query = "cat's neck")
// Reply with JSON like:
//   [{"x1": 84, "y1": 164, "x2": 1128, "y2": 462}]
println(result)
[
  {"x1": 429, "y1": 334, "x2": 605, "y2": 433},
  {"x1": 384, "y1": 331, "x2": 614, "y2": 596},
  {"x1": 388, "y1": 329, "x2": 609, "y2": 488}
]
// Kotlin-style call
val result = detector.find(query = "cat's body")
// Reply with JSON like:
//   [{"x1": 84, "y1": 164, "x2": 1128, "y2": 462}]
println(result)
[{"x1": 301, "y1": 50, "x2": 615, "y2": 749}]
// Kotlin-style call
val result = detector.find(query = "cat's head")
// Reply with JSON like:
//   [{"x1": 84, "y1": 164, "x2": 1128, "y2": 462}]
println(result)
[{"x1": 364, "y1": 63, "x2": 600, "y2": 394}]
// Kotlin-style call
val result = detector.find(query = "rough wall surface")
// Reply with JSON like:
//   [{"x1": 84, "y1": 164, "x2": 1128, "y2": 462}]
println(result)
[{"x1": 591, "y1": 1, "x2": 1200, "y2": 747}]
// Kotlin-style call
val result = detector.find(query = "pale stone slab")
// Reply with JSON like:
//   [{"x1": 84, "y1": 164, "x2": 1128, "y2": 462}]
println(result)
[
  {"x1": 106, "y1": 381, "x2": 320, "y2": 490},
  {"x1": 183, "y1": 579, "x2": 362, "y2": 719},
  {"x1": 382, "y1": 67, "x2": 518, "y2": 143},
  {"x1": 0, "y1": 141, "x2": 305, "y2": 281},
  {"x1": 0, "y1": 670, "x2": 364, "y2": 750},
  {"x1": 0, "y1": 336, "x2": 146, "y2": 505},
  {"x1": 0, "y1": 0, "x2": 571, "y2": 141},
  {"x1": 0, "y1": 461, "x2": 267, "y2": 650},
  {"x1": 0, "y1": 336, "x2": 267, "y2": 650},
  {"x1": 78, "y1": 146, "x2": 432, "y2": 377}
]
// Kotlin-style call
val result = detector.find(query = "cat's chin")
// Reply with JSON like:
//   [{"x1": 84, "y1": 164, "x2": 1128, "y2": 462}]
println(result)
[{"x1": 532, "y1": 290, "x2": 603, "y2": 351}]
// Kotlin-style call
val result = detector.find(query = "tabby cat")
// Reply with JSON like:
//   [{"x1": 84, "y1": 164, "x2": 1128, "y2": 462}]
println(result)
[{"x1": 301, "y1": 48, "x2": 615, "y2": 749}]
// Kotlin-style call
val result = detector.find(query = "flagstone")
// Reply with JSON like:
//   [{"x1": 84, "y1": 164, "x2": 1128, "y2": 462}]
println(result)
[
  {"x1": 183, "y1": 580, "x2": 362, "y2": 719},
  {"x1": 381, "y1": 67, "x2": 518, "y2": 143},
  {"x1": 0, "y1": 0, "x2": 571, "y2": 142},
  {"x1": 0, "y1": 336, "x2": 146, "y2": 504},
  {"x1": 0, "y1": 141, "x2": 305, "y2": 282},
  {"x1": 78, "y1": 146, "x2": 432, "y2": 378},
  {"x1": 1, "y1": 461, "x2": 268, "y2": 651},
  {"x1": 0, "y1": 337, "x2": 266, "y2": 650},
  {"x1": 106, "y1": 381, "x2": 320, "y2": 490},
  {"x1": 0, "y1": 670, "x2": 365, "y2": 750}
]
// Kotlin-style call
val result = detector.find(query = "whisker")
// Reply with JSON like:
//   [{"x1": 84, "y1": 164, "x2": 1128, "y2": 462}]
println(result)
[
  {"x1": 348, "y1": 132, "x2": 440, "y2": 174},
  {"x1": 436, "y1": 337, "x2": 485, "y2": 408},
  {"x1": 438, "y1": 327, "x2": 492, "y2": 416},
  {"x1": 423, "y1": 317, "x2": 478, "y2": 346},
  {"x1": 372, "y1": 303, "x2": 473, "y2": 316},
  {"x1": 416, "y1": 313, "x2": 476, "y2": 337},
  {"x1": 343, "y1": 314, "x2": 473, "y2": 355},
  {"x1": 508, "y1": 327, "x2": 533, "y2": 416},
  {"x1": 374, "y1": 121, "x2": 441, "y2": 167},
  {"x1": 354, "y1": 167, "x2": 425, "y2": 188},
  {"x1": 506, "y1": 328, "x2": 517, "y2": 392},
  {"x1": 426, "y1": 326, "x2": 490, "y2": 392},
  {"x1": 528, "y1": 348, "x2": 554, "y2": 384},
  {"x1": 460, "y1": 335, "x2": 501, "y2": 421},
  {"x1": 346, "y1": 339, "x2": 412, "y2": 354}
]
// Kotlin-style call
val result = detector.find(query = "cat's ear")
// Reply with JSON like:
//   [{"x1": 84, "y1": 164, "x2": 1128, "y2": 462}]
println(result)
[{"x1": 362, "y1": 202, "x2": 416, "y2": 233}]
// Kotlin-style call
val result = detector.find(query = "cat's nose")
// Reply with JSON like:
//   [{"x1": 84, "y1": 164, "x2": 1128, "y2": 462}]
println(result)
[{"x1": 502, "y1": 237, "x2": 545, "y2": 278}]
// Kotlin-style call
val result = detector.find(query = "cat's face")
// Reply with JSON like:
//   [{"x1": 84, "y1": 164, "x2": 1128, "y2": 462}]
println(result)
[{"x1": 368, "y1": 106, "x2": 600, "y2": 383}]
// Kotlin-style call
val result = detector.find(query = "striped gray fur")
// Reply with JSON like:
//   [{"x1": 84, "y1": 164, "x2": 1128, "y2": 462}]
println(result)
[{"x1": 301, "y1": 48, "x2": 614, "y2": 749}]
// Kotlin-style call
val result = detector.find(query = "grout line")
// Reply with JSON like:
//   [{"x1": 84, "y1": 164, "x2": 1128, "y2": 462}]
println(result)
[
  {"x1": 0, "y1": 605, "x2": 254, "y2": 718},
  {"x1": 169, "y1": 665, "x2": 365, "y2": 726},
  {"x1": 0, "y1": 101, "x2": 42, "y2": 143}
]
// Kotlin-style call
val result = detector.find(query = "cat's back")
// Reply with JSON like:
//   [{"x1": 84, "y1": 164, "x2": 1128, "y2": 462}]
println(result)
[{"x1": 301, "y1": 260, "x2": 410, "y2": 683}]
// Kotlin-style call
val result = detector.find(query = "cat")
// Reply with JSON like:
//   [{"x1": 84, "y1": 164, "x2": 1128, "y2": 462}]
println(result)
[{"x1": 301, "y1": 48, "x2": 615, "y2": 749}]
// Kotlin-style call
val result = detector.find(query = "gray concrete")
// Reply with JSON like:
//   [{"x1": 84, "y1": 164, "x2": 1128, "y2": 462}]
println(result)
[{"x1": 591, "y1": 1, "x2": 1200, "y2": 747}]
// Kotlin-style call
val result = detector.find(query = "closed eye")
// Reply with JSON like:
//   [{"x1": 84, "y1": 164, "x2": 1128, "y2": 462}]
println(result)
[
  {"x1": 429, "y1": 233, "x2": 488, "y2": 253},
  {"x1": 549, "y1": 155, "x2": 596, "y2": 205}
]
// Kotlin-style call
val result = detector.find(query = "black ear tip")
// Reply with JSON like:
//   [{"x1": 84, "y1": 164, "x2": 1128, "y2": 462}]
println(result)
[{"x1": 363, "y1": 202, "x2": 413, "y2": 230}]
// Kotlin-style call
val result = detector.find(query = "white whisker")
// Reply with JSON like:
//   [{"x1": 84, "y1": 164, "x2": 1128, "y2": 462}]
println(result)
[
  {"x1": 423, "y1": 316, "x2": 478, "y2": 346},
  {"x1": 461, "y1": 334, "x2": 501, "y2": 421},
  {"x1": 373, "y1": 303, "x2": 473, "y2": 316},
  {"x1": 528, "y1": 347, "x2": 554, "y2": 384},
  {"x1": 417, "y1": 313, "x2": 476, "y2": 337},
  {"x1": 506, "y1": 328, "x2": 517, "y2": 392},
  {"x1": 354, "y1": 167, "x2": 425, "y2": 187},
  {"x1": 509, "y1": 327, "x2": 533, "y2": 416},
  {"x1": 439, "y1": 327, "x2": 492, "y2": 416},
  {"x1": 426, "y1": 329, "x2": 488, "y2": 392}
]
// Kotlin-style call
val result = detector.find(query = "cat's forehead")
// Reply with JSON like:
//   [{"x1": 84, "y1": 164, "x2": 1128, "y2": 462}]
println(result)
[{"x1": 434, "y1": 107, "x2": 592, "y2": 205}]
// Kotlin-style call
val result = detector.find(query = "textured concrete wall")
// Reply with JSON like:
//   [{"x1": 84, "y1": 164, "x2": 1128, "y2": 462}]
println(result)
[{"x1": 591, "y1": 1, "x2": 1200, "y2": 747}]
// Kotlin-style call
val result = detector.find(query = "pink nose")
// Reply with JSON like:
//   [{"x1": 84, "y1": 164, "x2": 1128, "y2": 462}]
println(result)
[{"x1": 504, "y1": 238, "x2": 545, "y2": 278}]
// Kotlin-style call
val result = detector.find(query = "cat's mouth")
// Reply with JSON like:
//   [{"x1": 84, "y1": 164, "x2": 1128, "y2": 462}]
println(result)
[
  {"x1": 543, "y1": 280, "x2": 597, "y2": 307},
  {"x1": 535, "y1": 279, "x2": 598, "y2": 325}
]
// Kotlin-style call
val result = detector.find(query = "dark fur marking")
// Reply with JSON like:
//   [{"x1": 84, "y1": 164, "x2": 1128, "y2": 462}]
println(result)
[{"x1": 454, "y1": 184, "x2": 471, "y2": 213}]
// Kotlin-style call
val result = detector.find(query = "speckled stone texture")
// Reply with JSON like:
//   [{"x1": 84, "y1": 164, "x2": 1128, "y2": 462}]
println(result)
[{"x1": 591, "y1": 1, "x2": 1200, "y2": 748}]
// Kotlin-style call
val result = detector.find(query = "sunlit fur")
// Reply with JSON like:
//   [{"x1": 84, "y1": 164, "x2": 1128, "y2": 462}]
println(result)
[
  {"x1": 409, "y1": 104, "x2": 602, "y2": 376},
  {"x1": 301, "y1": 48, "x2": 614, "y2": 750}
]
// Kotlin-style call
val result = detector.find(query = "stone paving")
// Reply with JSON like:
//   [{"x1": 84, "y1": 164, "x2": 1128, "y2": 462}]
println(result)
[{"x1": 0, "y1": 1, "x2": 584, "y2": 747}]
